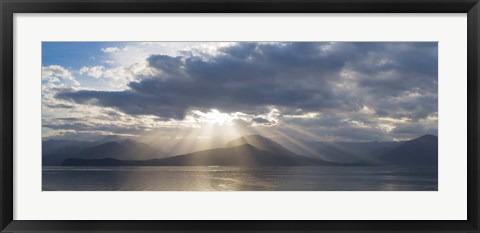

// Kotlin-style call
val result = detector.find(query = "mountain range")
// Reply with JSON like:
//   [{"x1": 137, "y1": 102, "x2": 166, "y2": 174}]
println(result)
[
  {"x1": 44, "y1": 134, "x2": 438, "y2": 167},
  {"x1": 380, "y1": 134, "x2": 438, "y2": 166},
  {"x1": 43, "y1": 138, "x2": 165, "y2": 165}
]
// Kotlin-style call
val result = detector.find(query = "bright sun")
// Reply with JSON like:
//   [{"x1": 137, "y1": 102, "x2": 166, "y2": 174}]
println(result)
[{"x1": 199, "y1": 109, "x2": 235, "y2": 126}]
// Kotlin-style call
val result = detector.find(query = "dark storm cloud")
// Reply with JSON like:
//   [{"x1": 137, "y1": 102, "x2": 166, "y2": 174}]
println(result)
[
  {"x1": 55, "y1": 117, "x2": 82, "y2": 121},
  {"x1": 56, "y1": 42, "x2": 438, "y2": 139},
  {"x1": 57, "y1": 90, "x2": 187, "y2": 119},
  {"x1": 252, "y1": 117, "x2": 272, "y2": 124},
  {"x1": 346, "y1": 43, "x2": 437, "y2": 77},
  {"x1": 44, "y1": 103, "x2": 74, "y2": 109},
  {"x1": 372, "y1": 94, "x2": 437, "y2": 120}
]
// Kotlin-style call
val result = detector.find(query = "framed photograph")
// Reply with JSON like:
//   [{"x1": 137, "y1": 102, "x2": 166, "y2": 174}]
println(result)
[{"x1": 1, "y1": 0, "x2": 479, "y2": 232}]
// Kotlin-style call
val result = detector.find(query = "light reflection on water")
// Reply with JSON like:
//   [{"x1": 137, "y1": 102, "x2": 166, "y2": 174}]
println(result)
[{"x1": 42, "y1": 166, "x2": 438, "y2": 191}]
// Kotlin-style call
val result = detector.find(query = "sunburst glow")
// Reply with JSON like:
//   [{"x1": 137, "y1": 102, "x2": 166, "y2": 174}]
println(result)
[{"x1": 192, "y1": 109, "x2": 236, "y2": 126}]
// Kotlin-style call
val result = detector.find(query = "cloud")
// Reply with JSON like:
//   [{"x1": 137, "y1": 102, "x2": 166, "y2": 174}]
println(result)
[
  {"x1": 80, "y1": 66, "x2": 105, "y2": 78},
  {"x1": 77, "y1": 62, "x2": 158, "y2": 89},
  {"x1": 44, "y1": 103, "x2": 74, "y2": 109},
  {"x1": 42, "y1": 104, "x2": 162, "y2": 138},
  {"x1": 59, "y1": 43, "x2": 345, "y2": 117},
  {"x1": 252, "y1": 117, "x2": 270, "y2": 124},
  {"x1": 60, "y1": 42, "x2": 436, "y2": 116},
  {"x1": 103, "y1": 42, "x2": 226, "y2": 67},
  {"x1": 42, "y1": 65, "x2": 79, "y2": 86},
  {"x1": 51, "y1": 42, "x2": 437, "y2": 141},
  {"x1": 101, "y1": 47, "x2": 120, "y2": 53}
]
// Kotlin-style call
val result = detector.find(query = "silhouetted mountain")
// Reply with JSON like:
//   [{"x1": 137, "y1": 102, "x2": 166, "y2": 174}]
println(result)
[
  {"x1": 225, "y1": 135, "x2": 297, "y2": 157},
  {"x1": 43, "y1": 139, "x2": 98, "y2": 165},
  {"x1": 43, "y1": 138, "x2": 164, "y2": 165},
  {"x1": 307, "y1": 141, "x2": 401, "y2": 163},
  {"x1": 63, "y1": 144, "x2": 338, "y2": 167},
  {"x1": 52, "y1": 134, "x2": 437, "y2": 167},
  {"x1": 43, "y1": 136, "x2": 126, "y2": 156},
  {"x1": 381, "y1": 135, "x2": 438, "y2": 166},
  {"x1": 76, "y1": 139, "x2": 161, "y2": 160},
  {"x1": 43, "y1": 139, "x2": 94, "y2": 155},
  {"x1": 98, "y1": 135, "x2": 127, "y2": 143}
]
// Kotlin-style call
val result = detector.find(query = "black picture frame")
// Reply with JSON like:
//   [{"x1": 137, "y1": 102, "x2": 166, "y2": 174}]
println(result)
[{"x1": 1, "y1": 0, "x2": 479, "y2": 232}]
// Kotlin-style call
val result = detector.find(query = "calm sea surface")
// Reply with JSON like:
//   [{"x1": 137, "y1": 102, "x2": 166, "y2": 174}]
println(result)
[{"x1": 42, "y1": 166, "x2": 437, "y2": 191}]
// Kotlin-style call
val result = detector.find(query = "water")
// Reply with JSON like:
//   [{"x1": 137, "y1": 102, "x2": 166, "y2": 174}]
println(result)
[{"x1": 42, "y1": 166, "x2": 438, "y2": 191}]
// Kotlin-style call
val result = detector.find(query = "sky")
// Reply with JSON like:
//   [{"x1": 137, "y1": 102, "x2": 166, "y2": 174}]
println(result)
[{"x1": 42, "y1": 42, "x2": 438, "y2": 148}]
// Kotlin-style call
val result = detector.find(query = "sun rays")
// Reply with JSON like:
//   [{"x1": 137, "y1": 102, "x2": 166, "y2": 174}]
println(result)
[{"x1": 132, "y1": 108, "x2": 350, "y2": 164}]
